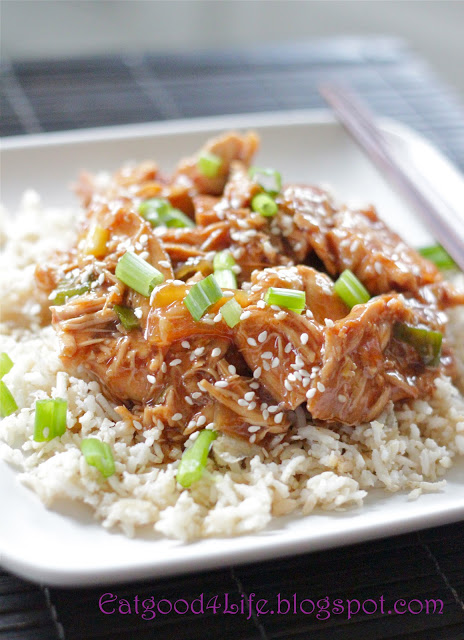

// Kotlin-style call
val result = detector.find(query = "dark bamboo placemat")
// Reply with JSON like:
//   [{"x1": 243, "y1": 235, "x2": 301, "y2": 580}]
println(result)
[{"x1": 1, "y1": 37, "x2": 463, "y2": 640}]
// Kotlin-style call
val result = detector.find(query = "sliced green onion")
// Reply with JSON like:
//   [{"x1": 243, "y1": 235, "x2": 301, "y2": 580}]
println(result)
[
  {"x1": 213, "y1": 250, "x2": 236, "y2": 272},
  {"x1": 334, "y1": 269, "x2": 370, "y2": 309},
  {"x1": 214, "y1": 269, "x2": 237, "y2": 289},
  {"x1": 162, "y1": 208, "x2": 195, "y2": 228},
  {"x1": 251, "y1": 193, "x2": 278, "y2": 217},
  {"x1": 177, "y1": 429, "x2": 217, "y2": 488},
  {"x1": 139, "y1": 198, "x2": 194, "y2": 228},
  {"x1": 115, "y1": 251, "x2": 164, "y2": 297},
  {"x1": 184, "y1": 274, "x2": 223, "y2": 322},
  {"x1": 220, "y1": 298, "x2": 242, "y2": 328},
  {"x1": 393, "y1": 323, "x2": 442, "y2": 367},
  {"x1": 264, "y1": 287, "x2": 306, "y2": 314},
  {"x1": 33, "y1": 398, "x2": 67, "y2": 441},
  {"x1": 213, "y1": 250, "x2": 237, "y2": 288},
  {"x1": 114, "y1": 305, "x2": 140, "y2": 331},
  {"x1": 419, "y1": 245, "x2": 457, "y2": 270},
  {"x1": 197, "y1": 151, "x2": 222, "y2": 178},
  {"x1": 249, "y1": 166, "x2": 282, "y2": 194},
  {"x1": 52, "y1": 282, "x2": 91, "y2": 306},
  {"x1": 139, "y1": 198, "x2": 169, "y2": 227},
  {"x1": 0, "y1": 381, "x2": 17, "y2": 418},
  {"x1": 80, "y1": 438, "x2": 115, "y2": 478},
  {"x1": 0, "y1": 353, "x2": 14, "y2": 379}
]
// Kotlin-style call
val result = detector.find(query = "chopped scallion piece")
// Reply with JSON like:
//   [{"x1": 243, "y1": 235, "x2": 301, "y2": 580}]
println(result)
[
  {"x1": 0, "y1": 381, "x2": 17, "y2": 418},
  {"x1": 184, "y1": 274, "x2": 223, "y2": 322},
  {"x1": 220, "y1": 298, "x2": 242, "y2": 328},
  {"x1": 334, "y1": 269, "x2": 370, "y2": 309},
  {"x1": 214, "y1": 269, "x2": 237, "y2": 289},
  {"x1": 418, "y1": 245, "x2": 457, "y2": 270},
  {"x1": 177, "y1": 429, "x2": 217, "y2": 488},
  {"x1": 115, "y1": 251, "x2": 164, "y2": 297},
  {"x1": 52, "y1": 282, "x2": 91, "y2": 306},
  {"x1": 80, "y1": 438, "x2": 115, "y2": 478},
  {"x1": 139, "y1": 198, "x2": 194, "y2": 228},
  {"x1": 33, "y1": 398, "x2": 67, "y2": 441},
  {"x1": 114, "y1": 305, "x2": 140, "y2": 331},
  {"x1": 264, "y1": 287, "x2": 306, "y2": 314},
  {"x1": 0, "y1": 353, "x2": 14, "y2": 379},
  {"x1": 249, "y1": 166, "x2": 282, "y2": 194},
  {"x1": 393, "y1": 323, "x2": 443, "y2": 367},
  {"x1": 163, "y1": 208, "x2": 195, "y2": 228},
  {"x1": 213, "y1": 250, "x2": 236, "y2": 272},
  {"x1": 251, "y1": 193, "x2": 278, "y2": 217},
  {"x1": 85, "y1": 224, "x2": 109, "y2": 258},
  {"x1": 197, "y1": 151, "x2": 222, "y2": 178}
]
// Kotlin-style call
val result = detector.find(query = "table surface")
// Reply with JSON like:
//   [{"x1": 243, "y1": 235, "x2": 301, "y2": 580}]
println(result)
[{"x1": 1, "y1": 37, "x2": 464, "y2": 640}]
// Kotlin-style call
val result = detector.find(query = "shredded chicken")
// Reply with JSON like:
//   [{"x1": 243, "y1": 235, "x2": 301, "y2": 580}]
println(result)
[{"x1": 36, "y1": 131, "x2": 464, "y2": 452}]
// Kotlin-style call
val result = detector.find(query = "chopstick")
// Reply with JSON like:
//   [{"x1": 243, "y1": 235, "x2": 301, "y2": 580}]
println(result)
[{"x1": 319, "y1": 84, "x2": 464, "y2": 271}]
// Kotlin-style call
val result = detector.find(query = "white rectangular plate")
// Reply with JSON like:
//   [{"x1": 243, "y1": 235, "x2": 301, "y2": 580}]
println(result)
[{"x1": 1, "y1": 110, "x2": 463, "y2": 586}]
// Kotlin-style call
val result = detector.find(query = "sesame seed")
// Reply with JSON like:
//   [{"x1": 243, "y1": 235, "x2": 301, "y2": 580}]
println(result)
[
  {"x1": 240, "y1": 310, "x2": 251, "y2": 320},
  {"x1": 228, "y1": 365, "x2": 236, "y2": 375},
  {"x1": 284, "y1": 343, "x2": 292, "y2": 353},
  {"x1": 223, "y1": 290, "x2": 234, "y2": 298},
  {"x1": 375, "y1": 261, "x2": 383, "y2": 274},
  {"x1": 194, "y1": 347, "x2": 205, "y2": 356},
  {"x1": 284, "y1": 380, "x2": 293, "y2": 391},
  {"x1": 212, "y1": 347, "x2": 221, "y2": 358},
  {"x1": 247, "y1": 337, "x2": 258, "y2": 347},
  {"x1": 262, "y1": 352, "x2": 273, "y2": 360},
  {"x1": 257, "y1": 300, "x2": 266, "y2": 309},
  {"x1": 268, "y1": 405, "x2": 278, "y2": 413},
  {"x1": 181, "y1": 341, "x2": 190, "y2": 349},
  {"x1": 134, "y1": 307, "x2": 143, "y2": 319},
  {"x1": 271, "y1": 357, "x2": 280, "y2": 368},
  {"x1": 263, "y1": 361, "x2": 271, "y2": 371},
  {"x1": 325, "y1": 318, "x2": 335, "y2": 328},
  {"x1": 275, "y1": 311, "x2": 287, "y2": 320},
  {"x1": 161, "y1": 362, "x2": 167, "y2": 373},
  {"x1": 248, "y1": 425, "x2": 260, "y2": 433},
  {"x1": 172, "y1": 413, "x2": 183, "y2": 421},
  {"x1": 300, "y1": 333, "x2": 309, "y2": 345},
  {"x1": 253, "y1": 367, "x2": 262, "y2": 379},
  {"x1": 191, "y1": 392, "x2": 202, "y2": 399},
  {"x1": 338, "y1": 394, "x2": 347, "y2": 403},
  {"x1": 250, "y1": 382, "x2": 260, "y2": 389},
  {"x1": 158, "y1": 260, "x2": 171, "y2": 268},
  {"x1": 185, "y1": 396, "x2": 194, "y2": 405},
  {"x1": 288, "y1": 373, "x2": 297, "y2": 382},
  {"x1": 249, "y1": 434, "x2": 256, "y2": 444},
  {"x1": 170, "y1": 359, "x2": 182, "y2": 366},
  {"x1": 215, "y1": 380, "x2": 229, "y2": 388},
  {"x1": 258, "y1": 331, "x2": 268, "y2": 343},
  {"x1": 306, "y1": 388, "x2": 316, "y2": 399},
  {"x1": 302, "y1": 377, "x2": 310, "y2": 387},
  {"x1": 262, "y1": 409, "x2": 269, "y2": 419},
  {"x1": 247, "y1": 402, "x2": 257, "y2": 410},
  {"x1": 274, "y1": 412, "x2": 284, "y2": 424},
  {"x1": 147, "y1": 374, "x2": 156, "y2": 384},
  {"x1": 238, "y1": 399, "x2": 248, "y2": 407},
  {"x1": 317, "y1": 382, "x2": 326, "y2": 392},
  {"x1": 214, "y1": 313, "x2": 222, "y2": 322},
  {"x1": 244, "y1": 391, "x2": 255, "y2": 401},
  {"x1": 197, "y1": 415, "x2": 206, "y2": 427}
]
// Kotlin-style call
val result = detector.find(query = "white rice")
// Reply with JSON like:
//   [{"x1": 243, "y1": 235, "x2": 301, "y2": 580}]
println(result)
[{"x1": 0, "y1": 192, "x2": 463, "y2": 541}]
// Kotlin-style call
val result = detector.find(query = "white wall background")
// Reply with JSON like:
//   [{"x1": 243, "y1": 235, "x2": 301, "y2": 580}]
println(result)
[{"x1": 2, "y1": 0, "x2": 464, "y2": 98}]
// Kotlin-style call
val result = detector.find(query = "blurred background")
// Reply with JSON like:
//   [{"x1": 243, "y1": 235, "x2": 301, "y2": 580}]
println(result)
[{"x1": 2, "y1": 0, "x2": 464, "y2": 98}]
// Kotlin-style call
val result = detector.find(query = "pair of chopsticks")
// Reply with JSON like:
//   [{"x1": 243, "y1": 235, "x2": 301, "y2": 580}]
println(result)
[{"x1": 319, "y1": 84, "x2": 464, "y2": 271}]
